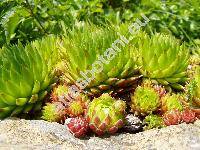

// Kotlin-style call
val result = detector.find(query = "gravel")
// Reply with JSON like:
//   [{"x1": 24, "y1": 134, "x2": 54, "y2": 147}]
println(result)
[{"x1": 0, "y1": 118, "x2": 200, "y2": 150}]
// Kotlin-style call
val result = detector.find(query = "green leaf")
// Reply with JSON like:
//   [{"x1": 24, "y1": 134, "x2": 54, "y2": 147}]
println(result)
[{"x1": 1, "y1": 8, "x2": 21, "y2": 44}]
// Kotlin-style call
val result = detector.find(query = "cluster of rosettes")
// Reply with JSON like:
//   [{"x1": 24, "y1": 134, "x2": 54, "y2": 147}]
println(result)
[
  {"x1": 86, "y1": 94, "x2": 126, "y2": 135},
  {"x1": 66, "y1": 93, "x2": 126, "y2": 137},
  {"x1": 163, "y1": 108, "x2": 196, "y2": 126},
  {"x1": 130, "y1": 80, "x2": 198, "y2": 129},
  {"x1": 42, "y1": 84, "x2": 90, "y2": 123},
  {"x1": 66, "y1": 117, "x2": 89, "y2": 138},
  {"x1": 186, "y1": 66, "x2": 200, "y2": 107},
  {"x1": 42, "y1": 80, "x2": 198, "y2": 138},
  {"x1": 143, "y1": 108, "x2": 197, "y2": 129},
  {"x1": 131, "y1": 80, "x2": 185, "y2": 115},
  {"x1": 131, "y1": 81, "x2": 161, "y2": 116},
  {"x1": 42, "y1": 85, "x2": 127, "y2": 137},
  {"x1": 143, "y1": 114, "x2": 164, "y2": 130}
]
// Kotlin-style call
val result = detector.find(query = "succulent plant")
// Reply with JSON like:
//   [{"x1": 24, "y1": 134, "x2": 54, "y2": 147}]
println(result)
[
  {"x1": 138, "y1": 33, "x2": 189, "y2": 90},
  {"x1": 53, "y1": 61, "x2": 68, "y2": 78},
  {"x1": 142, "y1": 79, "x2": 167, "y2": 97},
  {"x1": 131, "y1": 83, "x2": 160, "y2": 116},
  {"x1": 143, "y1": 114, "x2": 164, "y2": 130},
  {"x1": 66, "y1": 117, "x2": 89, "y2": 138},
  {"x1": 51, "y1": 84, "x2": 70, "y2": 102},
  {"x1": 51, "y1": 84, "x2": 90, "y2": 117},
  {"x1": 67, "y1": 101, "x2": 84, "y2": 117},
  {"x1": 192, "y1": 108, "x2": 200, "y2": 119},
  {"x1": 163, "y1": 110, "x2": 182, "y2": 126},
  {"x1": 86, "y1": 94, "x2": 126, "y2": 135},
  {"x1": 0, "y1": 37, "x2": 59, "y2": 118},
  {"x1": 161, "y1": 94, "x2": 183, "y2": 113},
  {"x1": 186, "y1": 66, "x2": 200, "y2": 107},
  {"x1": 153, "y1": 84, "x2": 167, "y2": 98},
  {"x1": 190, "y1": 47, "x2": 200, "y2": 69},
  {"x1": 181, "y1": 108, "x2": 196, "y2": 124},
  {"x1": 67, "y1": 93, "x2": 90, "y2": 117},
  {"x1": 59, "y1": 23, "x2": 141, "y2": 97},
  {"x1": 42, "y1": 102, "x2": 67, "y2": 123}
]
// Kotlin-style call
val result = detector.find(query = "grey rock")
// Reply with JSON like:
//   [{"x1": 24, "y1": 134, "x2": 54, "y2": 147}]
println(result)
[
  {"x1": 121, "y1": 114, "x2": 143, "y2": 133},
  {"x1": 0, "y1": 118, "x2": 200, "y2": 150}
]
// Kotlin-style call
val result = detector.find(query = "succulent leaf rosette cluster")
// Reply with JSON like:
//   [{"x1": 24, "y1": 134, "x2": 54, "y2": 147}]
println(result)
[
  {"x1": 186, "y1": 66, "x2": 200, "y2": 107},
  {"x1": 163, "y1": 108, "x2": 196, "y2": 126},
  {"x1": 144, "y1": 114, "x2": 164, "y2": 130},
  {"x1": 131, "y1": 84, "x2": 160, "y2": 116},
  {"x1": 0, "y1": 23, "x2": 198, "y2": 138},
  {"x1": 193, "y1": 67, "x2": 200, "y2": 106},
  {"x1": 66, "y1": 117, "x2": 89, "y2": 138},
  {"x1": 138, "y1": 33, "x2": 189, "y2": 90},
  {"x1": 86, "y1": 94, "x2": 126, "y2": 135},
  {"x1": 42, "y1": 84, "x2": 90, "y2": 122},
  {"x1": 0, "y1": 37, "x2": 59, "y2": 118},
  {"x1": 163, "y1": 109, "x2": 182, "y2": 126},
  {"x1": 161, "y1": 94, "x2": 183, "y2": 113},
  {"x1": 60, "y1": 24, "x2": 141, "y2": 96},
  {"x1": 42, "y1": 102, "x2": 66, "y2": 123},
  {"x1": 131, "y1": 80, "x2": 185, "y2": 116}
]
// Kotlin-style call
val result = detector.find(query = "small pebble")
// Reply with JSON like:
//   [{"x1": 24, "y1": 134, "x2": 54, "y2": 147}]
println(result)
[{"x1": 122, "y1": 114, "x2": 143, "y2": 133}]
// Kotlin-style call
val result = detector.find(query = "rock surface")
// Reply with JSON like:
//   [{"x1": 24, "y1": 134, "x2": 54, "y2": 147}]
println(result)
[{"x1": 0, "y1": 118, "x2": 200, "y2": 150}]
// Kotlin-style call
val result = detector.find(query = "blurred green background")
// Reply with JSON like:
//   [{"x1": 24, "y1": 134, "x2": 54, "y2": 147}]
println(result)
[{"x1": 0, "y1": 0, "x2": 200, "y2": 47}]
